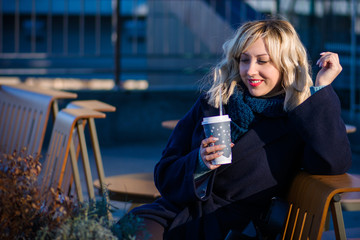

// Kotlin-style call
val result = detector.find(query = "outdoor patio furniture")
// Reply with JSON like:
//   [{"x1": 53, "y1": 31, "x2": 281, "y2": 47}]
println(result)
[
  {"x1": 64, "y1": 100, "x2": 160, "y2": 208},
  {"x1": 283, "y1": 172, "x2": 360, "y2": 240},
  {"x1": 0, "y1": 83, "x2": 77, "y2": 157},
  {"x1": 94, "y1": 172, "x2": 160, "y2": 208},
  {"x1": 64, "y1": 101, "x2": 161, "y2": 209},
  {"x1": 161, "y1": 119, "x2": 179, "y2": 130},
  {"x1": 40, "y1": 108, "x2": 106, "y2": 202},
  {"x1": 65, "y1": 100, "x2": 116, "y2": 198},
  {"x1": 345, "y1": 124, "x2": 357, "y2": 134}
]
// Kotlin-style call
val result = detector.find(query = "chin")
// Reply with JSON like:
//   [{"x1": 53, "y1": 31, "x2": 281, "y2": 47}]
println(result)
[{"x1": 248, "y1": 89, "x2": 267, "y2": 98}]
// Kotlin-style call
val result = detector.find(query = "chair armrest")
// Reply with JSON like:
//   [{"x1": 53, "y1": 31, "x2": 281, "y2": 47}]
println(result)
[
  {"x1": 62, "y1": 108, "x2": 106, "y2": 120},
  {"x1": 67, "y1": 100, "x2": 116, "y2": 112}
]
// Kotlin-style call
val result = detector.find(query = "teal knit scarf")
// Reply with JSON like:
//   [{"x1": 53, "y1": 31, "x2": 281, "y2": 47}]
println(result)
[{"x1": 227, "y1": 85, "x2": 285, "y2": 142}]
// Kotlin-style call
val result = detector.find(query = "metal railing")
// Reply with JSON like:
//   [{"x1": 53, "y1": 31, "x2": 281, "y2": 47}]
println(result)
[
  {"x1": 0, "y1": 0, "x2": 359, "y2": 116},
  {"x1": 1, "y1": 0, "x2": 113, "y2": 56},
  {"x1": 0, "y1": 0, "x2": 145, "y2": 86},
  {"x1": 0, "y1": 0, "x2": 270, "y2": 82}
]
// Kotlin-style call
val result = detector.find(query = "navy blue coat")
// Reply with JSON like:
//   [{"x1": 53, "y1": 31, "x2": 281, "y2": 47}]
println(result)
[{"x1": 131, "y1": 85, "x2": 352, "y2": 240}]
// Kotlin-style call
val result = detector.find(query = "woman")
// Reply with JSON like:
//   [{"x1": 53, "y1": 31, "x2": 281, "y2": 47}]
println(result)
[{"x1": 128, "y1": 18, "x2": 352, "y2": 240}]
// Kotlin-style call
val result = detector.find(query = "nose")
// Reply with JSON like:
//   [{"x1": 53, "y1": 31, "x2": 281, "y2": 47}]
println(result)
[{"x1": 246, "y1": 61, "x2": 257, "y2": 76}]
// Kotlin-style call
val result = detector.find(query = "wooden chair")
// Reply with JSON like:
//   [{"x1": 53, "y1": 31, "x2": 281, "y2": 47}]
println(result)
[
  {"x1": 0, "y1": 84, "x2": 77, "y2": 156},
  {"x1": 40, "y1": 108, "x2": 106, "y2": 202},
  {"x1": 282, "y1": 172, "x2": 360, "y2": 240},
  {"x1": 65, "y1": 100, "x2": 116, "y2": 194}
]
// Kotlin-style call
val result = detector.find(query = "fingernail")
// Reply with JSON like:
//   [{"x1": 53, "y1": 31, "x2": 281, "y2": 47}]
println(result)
[
  {"x1": 218, "y1": 151, "x2": 224, "y2": 155},
  {"x1": 213, "y1": 137, "x2": 219, "y2": 141},
  {"x1": 221, "y1": 145, "x2": 226, "y2": 148}
]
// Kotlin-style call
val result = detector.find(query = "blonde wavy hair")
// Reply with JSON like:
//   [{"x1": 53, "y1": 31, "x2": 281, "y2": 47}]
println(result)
[{"x1": 205, "y1": 18, "x2": 313, "y2": 111}]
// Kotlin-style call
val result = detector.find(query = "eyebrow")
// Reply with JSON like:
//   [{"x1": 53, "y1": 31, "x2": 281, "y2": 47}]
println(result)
[{"x1": 241, "y1": 53, "x2": 269, "y2": 57}]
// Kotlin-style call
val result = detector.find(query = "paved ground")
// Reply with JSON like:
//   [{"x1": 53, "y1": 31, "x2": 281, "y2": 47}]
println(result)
[
  {"x1": 84, "y1": 137, "x2": 360, "y2": 236},
  {"x1": 86, "y1": 141, "x2": 166, "y2": 217}
]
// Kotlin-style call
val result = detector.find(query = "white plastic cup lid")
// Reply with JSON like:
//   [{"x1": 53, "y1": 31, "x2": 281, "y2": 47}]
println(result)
[{"x1": 202, "y1": 115, "x2": 231, "y2": 125}]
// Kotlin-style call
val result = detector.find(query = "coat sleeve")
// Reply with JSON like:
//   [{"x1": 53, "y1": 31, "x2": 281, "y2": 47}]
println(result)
[
  {"x1": 289, "y1": 85, "x2": 352, "y2": 174},
  {"x1": 154, "y1": 96, "x2": 209, "y2": 205}
]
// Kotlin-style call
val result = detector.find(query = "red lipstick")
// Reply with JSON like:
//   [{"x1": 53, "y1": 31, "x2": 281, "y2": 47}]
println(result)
[{"x1": 248, "y1": 79, "x2": 263, "y2": 87}]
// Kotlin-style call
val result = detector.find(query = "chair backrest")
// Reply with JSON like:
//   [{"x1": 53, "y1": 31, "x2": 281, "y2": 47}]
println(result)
[
  {"x1": 282, "y1": 172, "x2": 360, "y2": 240},
  {"x1": 0, "y1": 85, "x2": 53, "y2": 156},
  {"x1": 39, "y1": 108, "x2": 105, "y2": 202},
  {"x1": 0, "y1": 84, "x2": 77, "y2": 156}
]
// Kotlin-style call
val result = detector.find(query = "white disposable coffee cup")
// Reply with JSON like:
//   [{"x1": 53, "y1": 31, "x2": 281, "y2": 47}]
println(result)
[{"x1": 202, "y1": 115, "x2": 232, "y2": 165}]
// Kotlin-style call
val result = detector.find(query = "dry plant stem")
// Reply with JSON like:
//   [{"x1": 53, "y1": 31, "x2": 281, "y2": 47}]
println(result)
[{"x1": 0, "y1": 149, "x2": 73, "y2": 239}]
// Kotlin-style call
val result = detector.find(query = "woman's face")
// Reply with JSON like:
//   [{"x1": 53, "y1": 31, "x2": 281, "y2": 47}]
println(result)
[{"x1": 239, "y1": 38, "x2": 282, "y2": 97}]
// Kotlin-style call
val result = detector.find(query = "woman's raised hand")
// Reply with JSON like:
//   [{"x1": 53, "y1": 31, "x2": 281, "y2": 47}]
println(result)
[{"x1": 315, "y1": 52, "x2": 342, "y2": 87}]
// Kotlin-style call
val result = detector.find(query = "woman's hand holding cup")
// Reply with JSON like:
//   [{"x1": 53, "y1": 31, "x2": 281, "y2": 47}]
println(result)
[
  {"x1": 200, "y1": 136, "x2": 223, "y2": 170},
  {"x1": 200, "y1": 136, "x2": 234, "y2": 170}
]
